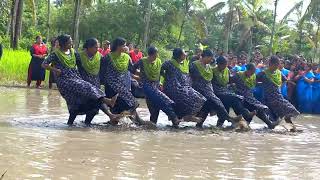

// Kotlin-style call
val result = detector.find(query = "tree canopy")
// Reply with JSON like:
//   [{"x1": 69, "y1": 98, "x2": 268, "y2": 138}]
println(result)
[{"x1": 0, "y1": 0, "x2": 319, "y2": 62}]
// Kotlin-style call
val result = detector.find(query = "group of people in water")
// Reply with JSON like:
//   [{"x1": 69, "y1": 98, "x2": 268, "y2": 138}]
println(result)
[{"x1": 26, "y1": 34, "x2": 320, "y2": 130}]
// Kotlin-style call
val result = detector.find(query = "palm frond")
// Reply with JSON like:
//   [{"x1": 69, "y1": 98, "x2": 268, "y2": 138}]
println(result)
[
  {"x1": 255, "y1": 20, "x2": 271, "y2": 33},
  {"x1": 280, "y1": 1, "x2": 303, "y2": 24},
  {"x1": 209, "y1": 2, "x2": 226, "y2": 12}
]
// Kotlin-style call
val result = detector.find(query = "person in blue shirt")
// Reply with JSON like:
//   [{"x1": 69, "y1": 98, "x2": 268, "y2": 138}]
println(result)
[
  {"x1": 279, "y1": 60, "x2": 290, "y2": 99},
  {"x1": 279, "y1": 60, "x2": 290, "y2": 77},
  {"x1": 296, "y1": 63, "x2": 315, "y2": 113}
]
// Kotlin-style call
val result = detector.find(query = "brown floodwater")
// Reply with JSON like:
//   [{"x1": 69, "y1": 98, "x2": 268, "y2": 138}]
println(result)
[{"x1": 0, "y1": 87, "x2": 320, "y2": 179}]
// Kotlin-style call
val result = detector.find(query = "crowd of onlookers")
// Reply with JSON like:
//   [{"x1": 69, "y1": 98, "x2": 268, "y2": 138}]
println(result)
[{"x1": 209, "y1": 48, "x2": 320, "y2": 114}]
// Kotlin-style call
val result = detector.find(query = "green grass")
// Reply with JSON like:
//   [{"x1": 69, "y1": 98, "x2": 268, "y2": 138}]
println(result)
[{"x1": 0, "y1": 49, "x2": 49, "y2": 86}]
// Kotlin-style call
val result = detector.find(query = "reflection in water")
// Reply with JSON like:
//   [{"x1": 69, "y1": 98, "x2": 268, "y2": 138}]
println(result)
[{"x1": 0, "y1": 87, "x2": 320, "y2": 179}]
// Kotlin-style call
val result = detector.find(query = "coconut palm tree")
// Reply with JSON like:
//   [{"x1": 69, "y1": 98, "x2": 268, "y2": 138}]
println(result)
[{"x1": 237, "y1": 0, "x2": 271, "y2": 60}]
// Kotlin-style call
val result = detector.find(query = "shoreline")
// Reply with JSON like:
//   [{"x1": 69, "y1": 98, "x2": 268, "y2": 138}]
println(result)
[{"x1": 0, "y1": 84, "x2": 58, "y2": 91}]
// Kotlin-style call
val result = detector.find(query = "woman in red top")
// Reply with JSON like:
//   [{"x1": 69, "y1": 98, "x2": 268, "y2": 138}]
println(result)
[
  {"x1": 100, "y1": 40, "x2": 111, "y2": 57},
  {"x1": 129, "y1": 45, "x2": 143, "y2": 64},
  {"x1": 27, "y1": 35, "x2": 48, "y2": 88}
]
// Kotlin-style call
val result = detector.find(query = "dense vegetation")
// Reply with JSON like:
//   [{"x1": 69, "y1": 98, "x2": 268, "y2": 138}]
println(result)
[{"x1": 0, "y1": 0, "x2": 319, "y2": 62}]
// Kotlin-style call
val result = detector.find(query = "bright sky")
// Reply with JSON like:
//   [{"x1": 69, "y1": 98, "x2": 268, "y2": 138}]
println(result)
[{"x1": 204, "y1": 0, "x2": 310, "y2": 22}]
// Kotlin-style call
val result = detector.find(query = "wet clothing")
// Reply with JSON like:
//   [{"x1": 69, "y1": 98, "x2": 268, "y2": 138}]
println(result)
[
  {"x1": 232, "y1": 72, "x2": 277, "y2": 126},
  {"x1": 49, "y1": 48, "x2": 57, "y2": 88},
  {"x1": 189, "y1": 61, "x2": 230, "y2": 125},
  {"x1": 257, "y1": 72, "x2": 300, "y2": 119},
  {"x1": 161, "y1": 60, "x2": 206, "y2": 118},
  {"x1": 133, "y1": 58, "x2": 177, "y2": 123},
  {"x1": 100, "y1": 53, "x2": 138, "y2": 114},
  {"x1": 43, "y1": 50, "x2": 105, "y2": 116},
  {"x1": 28, "y1": 43, "x2": 47, "y2": 85},
  {"x1": 212, "y1": 67, "x2": 253, "y2": 123},
  {"x1": 232, "y1": 72, "x2": 268, "y2": 111},
  {"x1": 76, "y1": 52, "x2": 103, "y2": 116}
]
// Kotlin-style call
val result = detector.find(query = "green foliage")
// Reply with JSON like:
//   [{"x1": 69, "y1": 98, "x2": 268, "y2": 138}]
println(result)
[
  {"x1": 0, "y1": 49, "x2": 30, "y2": 83},
  {"x1": 0, "y1": 49, "x2": 50, "y2": 85},
  {"x1": 0, "y1": 0, "x2": 319, "y2": 63}
]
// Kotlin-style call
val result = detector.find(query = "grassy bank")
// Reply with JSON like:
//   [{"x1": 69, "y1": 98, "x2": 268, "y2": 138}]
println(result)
[{"x1": 0, "y1": 49, "x2": 49, "y2": 87}]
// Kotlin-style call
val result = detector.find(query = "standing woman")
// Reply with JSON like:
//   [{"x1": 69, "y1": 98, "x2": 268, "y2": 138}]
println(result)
[
  {"x1": 42, "y1": 34, "x2": 118, "y2": 125},
  {"x1": 189, "y1": 49, "x2": 242, "y2": 128},
  {"x1": 161, "y1": 48, "x2": 206, "y2": 122},
  {"x1": 313, "y1": 65, "x2": 320, "y2": 113},
  {"x1": 49, "y1": 37, "x2": 59, "y2": 89},
  {"x1": 133, "y1": 46, "x2": 180, "y2": 128},
  {"x1": 257, "y1": 56, "x2": 300, "y2": 129},
  {"x1": 27, "y1": 35, "x2": 48, "y2": 88},
  {"x1": 296, "y1": 63, "x2": 315, "y2": 113},
  {"x1": 100, "y1": 37, "x2": 143, "y2": 125}
]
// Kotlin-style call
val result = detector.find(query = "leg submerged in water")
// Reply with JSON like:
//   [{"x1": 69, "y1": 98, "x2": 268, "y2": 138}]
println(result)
[
  {"x1": 99, "y1": 103, "x2": 122, "y2": 124},
  {"x1": 67, "y1": 113, "x2": 77, "y2": 125},
  {"x1": 84, "y1": 112, "x2": 96, "y2": 126},
  {"x1": 256, "y1": 109, "x2": 281, "y2": 129}
]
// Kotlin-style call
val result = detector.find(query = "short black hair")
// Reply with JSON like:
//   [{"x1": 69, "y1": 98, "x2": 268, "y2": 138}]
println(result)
[
  {"x1": 269, "y1": 55, "x2": 280, "y2": 65},
  {"x1": 57, "y1": 34, "x2": 71, "y2": 48},
  {"x1": 147, "y1": 46, "x2": 158, "y2": 56},
  {"x1": 172, "y1": 48, "x2": 184, "y2": 60},
  {"x1": 50, "y1": 37, "x2": 57, "y2": 47},
  {"x1": 216, "y1": 56, "x2": 227, "y2": 65},
  {"x1": 36, "y1": 35, "x2": 41, "y2": 40},
  {"x1": 201, "y1": 49, "x2": 214, "y2": 58},
  {"x1": 246, "y1": 63, "x2": 256, "y2": 71},
  {"x1": 83, "y1": 38, "x2": 98, "y2": 49},
  {"x1": 111, "y1": 37, "x2": 126, "y2": 52}
]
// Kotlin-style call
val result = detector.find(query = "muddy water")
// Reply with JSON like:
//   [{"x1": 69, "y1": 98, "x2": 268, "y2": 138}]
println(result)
[{"x1": 0, "y1": 87, "x2": 320, "y2": 179}]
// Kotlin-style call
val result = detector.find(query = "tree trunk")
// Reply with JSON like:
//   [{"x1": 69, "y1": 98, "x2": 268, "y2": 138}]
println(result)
[
  {"x1": 248, "y1": 29, "x2": 253, "y2": 62},
  {"x1": 72, "y1": 0, "x2": 81, "y2": 50},
  {"x1": 297, "y1": 27, "x2": 303, "y2": 53},
  {"x1": 47, "y1": 0, "x2": 50, "y2": 42},
  {"x1": 177, "y1": 0, "x2": 189, "y2": 46},
  {"x1": 313, "y1": 23, "x2": 319, "y2": 63},
  {"x1": 10, "y1": 0, "x2": 20, "y2": 48},
  {"x1": 224, "y1": 3, "x2": 234, "y2": 53},
  {"x1": 177, "y1": 19, "x2": 186, "y2": 46},
  {"x1": 269, "y1": 0, "x2": 278, "y2": 55},
  {"x1": 6, "y1": 0, "x2": 14, "y2": 36},
  {"x1": 31, "y1": 0, "x2": 37, "y2": 27},
  {"x1": 142, "y1": 0, "x2": 152, "y2": 51},
  {"x1": 13, "y1": 0, "x2": 24, "y2": 49}
]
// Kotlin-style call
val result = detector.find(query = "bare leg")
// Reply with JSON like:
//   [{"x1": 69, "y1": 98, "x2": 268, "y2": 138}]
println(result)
[
  {"x1": 102, "y1": 94, "x2": 119, "y2": 108},
  {"x1": 100, "y1": 103, "x2": 122, "y2": 124}
]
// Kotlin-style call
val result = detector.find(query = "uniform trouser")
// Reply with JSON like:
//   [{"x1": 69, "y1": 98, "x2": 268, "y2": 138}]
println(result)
[
  {"x1": 146, "y1": 98, "x2": 177, "y2": 123},
  {"x1": 243, "y1": 101, "x2": 274, "y2": 128},
  {"x1": 217, "y1": 94, "x2": 252, "y2": 125},
  {"x1": 197, "y1": 99, "x2": 230, "y2": 126}
]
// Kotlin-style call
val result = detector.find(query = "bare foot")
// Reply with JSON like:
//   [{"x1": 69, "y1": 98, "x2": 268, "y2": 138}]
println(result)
[
  {"x1": 229, "y1": 115, "x2": 243, "y2": 123},
  {"x1": 109, "y1": 114, "x2": 123, "y2": 124},
  {"x1": 249, "y1": 110, "x2": 257, "y2": 119}
]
